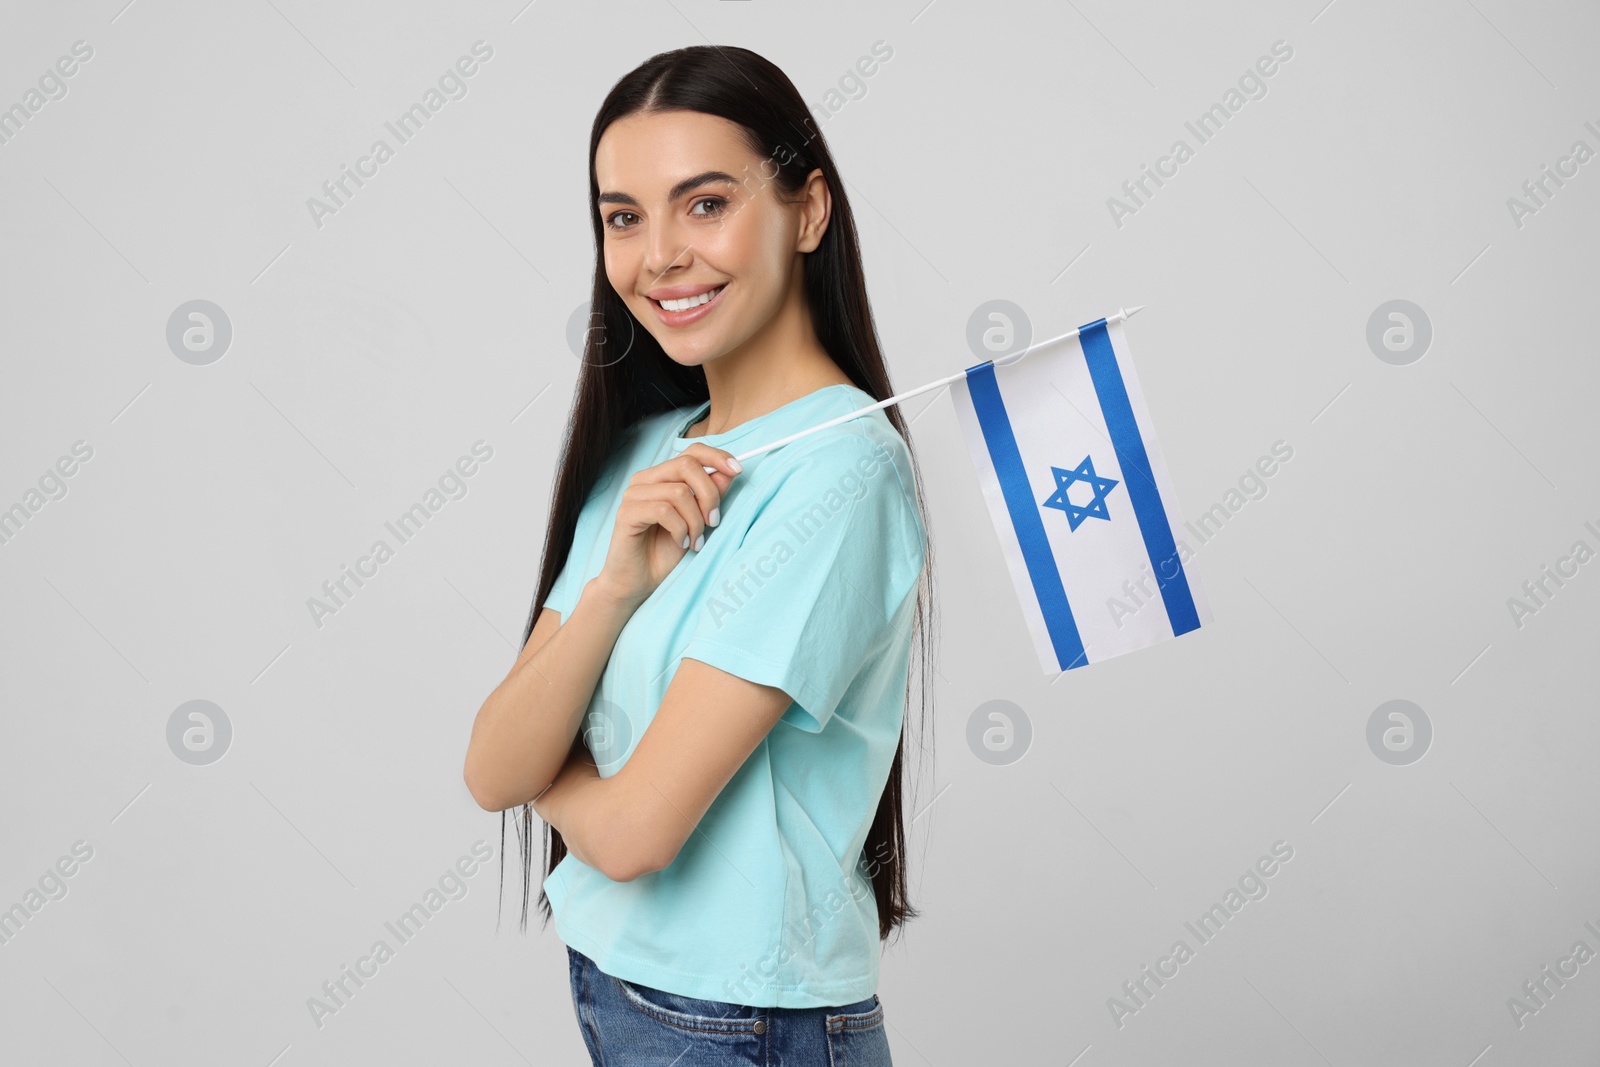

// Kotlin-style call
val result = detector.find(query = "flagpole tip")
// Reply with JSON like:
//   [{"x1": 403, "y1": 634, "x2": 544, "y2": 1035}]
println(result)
[{"x1": 1122, "y1": 304, "x2": 1147, "y2": 319}]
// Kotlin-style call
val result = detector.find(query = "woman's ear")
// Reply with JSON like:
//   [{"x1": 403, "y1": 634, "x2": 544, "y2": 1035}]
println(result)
[{"x1": 795, "y1": 168, "x2": 831, "y2": 254}]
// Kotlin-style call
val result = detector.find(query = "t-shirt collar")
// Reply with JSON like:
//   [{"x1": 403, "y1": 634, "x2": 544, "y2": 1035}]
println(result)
[{"x1": 670, "y1": 383, "x2": 862, "y2": 451}]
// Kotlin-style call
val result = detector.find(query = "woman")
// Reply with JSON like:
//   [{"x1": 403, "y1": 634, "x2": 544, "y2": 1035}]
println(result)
[{"x1": 463, "y1": 44, "x2": 937, "y2": 1065}]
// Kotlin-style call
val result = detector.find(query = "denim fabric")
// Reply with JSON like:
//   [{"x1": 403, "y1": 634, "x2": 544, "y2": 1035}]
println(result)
[{"x1": 567, "y1": 944, "x2": 893, "y2": 1066}]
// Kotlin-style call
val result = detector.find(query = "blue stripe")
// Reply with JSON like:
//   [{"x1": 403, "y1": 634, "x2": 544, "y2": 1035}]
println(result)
[
  {"x1": 964, "y1": 362, "x2": 1088, "y2": 670},
  {"x1": 1078, "y1": 319, "x2": 1201, "y2": 637}
]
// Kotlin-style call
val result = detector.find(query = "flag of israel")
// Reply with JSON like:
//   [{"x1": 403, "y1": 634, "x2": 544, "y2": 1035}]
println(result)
[{"x1": 950, "y1": 315, "x2": 1212, "y2": 674}]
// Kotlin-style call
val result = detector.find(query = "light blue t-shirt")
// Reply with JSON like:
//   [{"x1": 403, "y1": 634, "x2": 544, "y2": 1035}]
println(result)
[{"x1": 539, "y1": 382, "x2": 927, "y2": 1008}]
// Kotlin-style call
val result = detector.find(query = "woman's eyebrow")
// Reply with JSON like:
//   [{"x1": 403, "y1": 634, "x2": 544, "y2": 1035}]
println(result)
[{"x1": 598, "y1": 170, "x2": 740, "y2": 207}]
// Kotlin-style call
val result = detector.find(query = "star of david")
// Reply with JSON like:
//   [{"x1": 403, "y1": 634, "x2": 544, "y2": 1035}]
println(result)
[{"x1": 1041, "y1": 456, "x2": 1120, "y2": 532}]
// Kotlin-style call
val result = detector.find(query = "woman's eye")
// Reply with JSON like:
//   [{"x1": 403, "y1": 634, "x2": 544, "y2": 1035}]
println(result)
[{"x1": 605, "y1": 198, "x2": 724, "y2": 230}]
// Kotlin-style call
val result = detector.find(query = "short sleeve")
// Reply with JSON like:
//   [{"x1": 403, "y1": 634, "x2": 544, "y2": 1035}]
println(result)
[
  {"x1": 541, "y1": 547, "x2": 584, "y2": 621},
  {"x1": 678, "y1": 433, "x2": 926, "y2": 733},
  {"x1": 541, "y1": 470, "x2": 619, "y2": 620}
]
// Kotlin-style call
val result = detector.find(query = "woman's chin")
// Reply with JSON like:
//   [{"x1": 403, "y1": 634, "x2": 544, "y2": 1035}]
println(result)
[{"x1": 656, "y1": 338, "x2": 727, "y2": 369}]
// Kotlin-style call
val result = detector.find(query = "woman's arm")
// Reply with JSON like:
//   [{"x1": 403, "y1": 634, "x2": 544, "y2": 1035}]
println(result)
[
  {"x1": 530, "y1": 736, "x2": 608, "y2": 870},
  {"x1": 530, "y1": 656, "x2": 796, "y2": 882},
  {"x1": 466, "y1": 442, "x2": 737, "y2": 814},
  {"x1": 541, "y1": 436, "x2": 918, "y2": 881},
  {"x1": 463, "y1": 576, "x2": 644, "y2": 813}
]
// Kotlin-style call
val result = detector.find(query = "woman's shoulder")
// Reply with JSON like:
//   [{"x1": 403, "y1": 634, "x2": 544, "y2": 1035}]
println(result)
[
  {"x1": 758, "y1": 407, "x2": 923, "y2": 546},
  {"x1": 789, "y1": 388, "x2": 915, "y2": 478}
]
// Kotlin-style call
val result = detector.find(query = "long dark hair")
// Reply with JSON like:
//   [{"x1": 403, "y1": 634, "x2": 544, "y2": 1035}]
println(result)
[{"x1": 499, "y1": 44, "x2": 938, "y2": 948}]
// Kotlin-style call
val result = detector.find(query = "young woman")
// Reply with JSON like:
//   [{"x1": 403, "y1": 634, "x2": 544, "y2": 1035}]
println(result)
[{"x1": 463, "y1": 45, "x2": 937, "y2": 1066}]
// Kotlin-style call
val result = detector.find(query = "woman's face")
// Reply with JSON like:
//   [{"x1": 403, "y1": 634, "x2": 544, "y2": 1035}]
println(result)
[{"x1": 594, "y1": 109, "x2": 827, "y2": 368}]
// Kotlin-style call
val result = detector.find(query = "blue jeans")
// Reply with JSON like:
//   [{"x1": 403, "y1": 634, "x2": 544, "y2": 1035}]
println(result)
[{"x1": 567, "y1": 944, "x2": 893, "y2": 1066}]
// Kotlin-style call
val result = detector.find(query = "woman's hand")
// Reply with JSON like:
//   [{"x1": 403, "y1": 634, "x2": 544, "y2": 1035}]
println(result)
[
  {"x1": 594, "y1": 443, "x2": 742, "y2": 607},
  {"x1": 531, "y1": 738, "x2": 600, "y2": 828}
]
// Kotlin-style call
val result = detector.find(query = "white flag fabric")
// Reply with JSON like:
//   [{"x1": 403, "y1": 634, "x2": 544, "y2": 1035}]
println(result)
[{"x1": 950, "y1": 315, "x2": 1211, "y2": 673}]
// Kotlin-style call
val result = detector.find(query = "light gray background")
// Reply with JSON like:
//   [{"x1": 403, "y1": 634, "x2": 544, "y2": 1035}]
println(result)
[{"x1": 2, "y1": 1, "x2": 1596, "y2": 1064}]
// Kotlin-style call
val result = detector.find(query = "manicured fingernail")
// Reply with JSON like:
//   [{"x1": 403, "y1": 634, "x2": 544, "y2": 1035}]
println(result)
[
  {"x1": 693, "y1": 533, "x2": 705, "y2": 551},
  {"x1": 682, "y1": 534, "x2": 690, "y2": 549},
  {"x1": 709, "y1": 506, "x2": 720, "y2": 527},
  {"x1": 726, "y1": 457, "x2": 743, "y2": 474}
]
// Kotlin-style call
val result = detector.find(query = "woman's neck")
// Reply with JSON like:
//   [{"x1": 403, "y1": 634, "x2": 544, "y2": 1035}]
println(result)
[
  {"x1": 686, "y1": 360, "x2": 852, "y2": 437},
  {"x1": 687, "y1": 321, "x2": 854, "y2": 439},
  {"x1": 684, "y1": 263, "x2": 855, "y2": 437}
]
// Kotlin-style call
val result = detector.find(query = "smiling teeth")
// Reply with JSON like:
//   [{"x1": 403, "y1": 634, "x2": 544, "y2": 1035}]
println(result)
[{"x1": 659, "y1": 286, "x2": 722, "y2": 312}]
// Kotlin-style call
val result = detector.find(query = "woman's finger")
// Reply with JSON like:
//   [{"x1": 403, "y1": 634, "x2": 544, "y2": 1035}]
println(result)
[
  {"x1": 646, "y1": 496, "x2": 693, "y2": 549},
  {"x1": 671, "y1": 452, "x2": 732, "y2": 527}
]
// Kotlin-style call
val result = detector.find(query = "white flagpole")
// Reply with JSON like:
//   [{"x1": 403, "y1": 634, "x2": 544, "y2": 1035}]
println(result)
[{"x1": 697, "y1": 304, "x2": 1147, "y2": 469}]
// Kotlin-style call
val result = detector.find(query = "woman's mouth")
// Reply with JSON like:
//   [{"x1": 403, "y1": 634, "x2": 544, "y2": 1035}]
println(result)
[{"x1": 649, "y1": 284, "x2": 727, "y2": 327}]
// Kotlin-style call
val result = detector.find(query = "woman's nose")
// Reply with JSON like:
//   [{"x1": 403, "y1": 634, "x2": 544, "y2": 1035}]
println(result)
[{"x1": 643, "y1": 215, "x2": 693, "y2": 279}]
